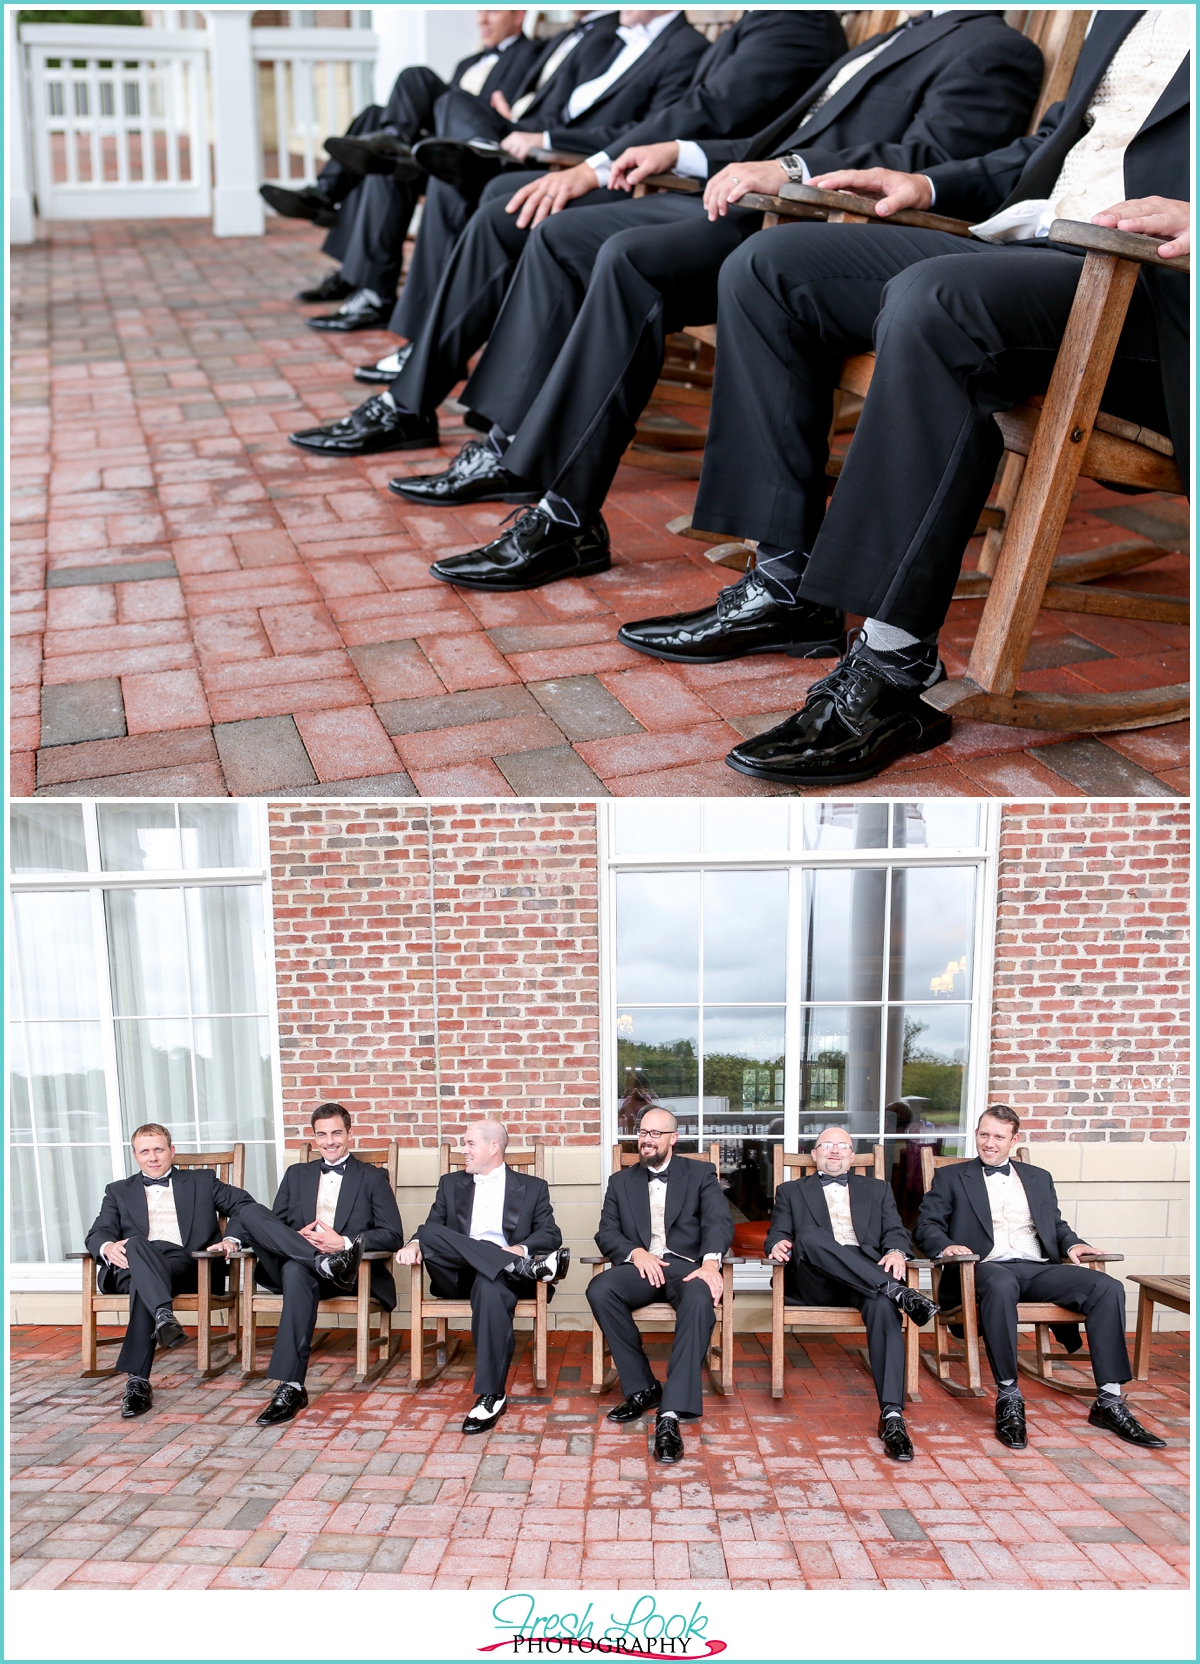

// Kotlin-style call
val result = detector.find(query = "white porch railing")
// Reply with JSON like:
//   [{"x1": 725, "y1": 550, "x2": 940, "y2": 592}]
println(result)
[{"x1": 252, "y1": 26, "x2": 377, "y2": 187}]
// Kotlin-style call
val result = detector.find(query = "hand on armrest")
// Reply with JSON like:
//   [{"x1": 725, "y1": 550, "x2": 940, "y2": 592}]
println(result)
[
  {"x1": 808, "y1": 167, "x2": 933, "y2": 218},
  {"x1": 1091, "y1": 196, "x2": 1189, "y2": 261}
]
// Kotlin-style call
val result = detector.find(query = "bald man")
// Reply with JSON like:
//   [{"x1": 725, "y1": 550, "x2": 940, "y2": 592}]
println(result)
[
  {"x1": 399, "y1": 1119, "x2": 568, "y2": 1432},
  {"x1": 766, "y1": 1126, "x2": 936, "y2": 1461}
]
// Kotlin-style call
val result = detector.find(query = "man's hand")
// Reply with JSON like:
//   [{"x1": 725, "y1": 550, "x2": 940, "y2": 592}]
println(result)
[
  {"x1": 940, "y1": 1244, "x2": 975, "y2": 1258},
  {"x1": 299, "y1": 1221, "x2": 349, "y2": 1254},
  {"x1": 217, "y1": 1237, "x2": 241, "y2": 1260},
  {"x1": 809, "y1": 167, "x2": 934, "y2": 218},
  {"x1": 506, "y1": 162, "x2": 599, "y2": 227},
  {"x1": 685, "y1": 1261, "x2": 725, "y2": 1306},
  {"x1": 397, "y1": 1240, "x2": 423, "y2": 1266},
  {"x1": 510, "y1": 1245, "x2": 528, "y2": 1258},
  {"x1": 704, "y1": 159, "x2": 787, "y2": 221},
  {"x1": 501, "y1": 129, "x2": 546, "y2": 164},
  {"x1": 1067, "y1": 1243, "x2": 1099, "y2": 1265},
  {"x1": 878, "y1": 1250, "x2": 908, "y2": 1281},
  {"x1": 490, "y1": 90, "x2": 513, "y2": 120},
  {"x1": 1091, "y1": 196, "x2": 1190, "y2": 260},
  {"x1": 102, "y1": 1239, "x2": 129, "y2": 1269},
  {"x1": 630, "y1": 1247, "x2": 668, "y2": 1287},
  {"x1": 609, "y1": 141, "x2": 680, "y2": 192},
  {"x1": 768, "y1": 1238, "x2": 792, "y2": 1264}
]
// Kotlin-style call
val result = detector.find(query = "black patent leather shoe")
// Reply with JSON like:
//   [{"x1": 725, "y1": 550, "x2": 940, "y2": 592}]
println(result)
[
  {"x1": 354, "y1": 343, "x2": 412, "y2": 385},
  {"x1": 878, "y1": 1414, "x2": 914, "y2": 1461},
  {"x1": 121, "y1": 1379, "x2": 153, "y2": 1419},
  {"x1": 308, "y1": 300, "x2": 394, "y2": 334},
  {"x1": 724, "y1": 648, "x2": 952, "y2": 786},
  {"x1": 414, "y1": 138, "x2": 522, "y2": 198},
  {"x1": 995, "y1": 1395, "x2": 1028, "y2": 1450},
  {"x1": 606, "y1": 1383, "x2": 663, "y2": 1424},
  {"x1": 509, "y1": 1246, "x2": 571, "y2": 1284},
  {"x1": 289, "y1": 395, "x2": 438, "y2": 456},
  {"x1": 323, "y1": 1236, "x2": 364, "y2": 1290},
  {"x1": 391, "y1": 438, "x2": 538, "y2": 506},
  {"x1": 154, "y1": 1312, "x2": 187, "y2": 1351},
  {"x1": 256, "y1": 1383, "x2": 309, "y2": 1426},
  {"x1": 463, "y1": 1393, "x2": 507, "y2": 1434},
  {"x1": 260, "y1": 183, "x2": 339, "y2": 227},
  {"x1": 888, "y1": 1284, "x2": 938, "y2": 1327},
  {"x1": 653, "y1": 1415, "x2": 685, "y2": 1464},
  {"x1": 296, "y1": 268, "x2": 356, "y2": 305},
  {"x1": 325, "y1": 130, "x2": 416, "y2": 176},
  {"x1": 1088, "y1": 1399, "x2": 1167, "y2": 1447},
  {"x1": 430, "y1": 505, "x2": 610, "y2": 592},
  {"x1": 618, "y1": 571, "x2": 844, "y2": 665}
]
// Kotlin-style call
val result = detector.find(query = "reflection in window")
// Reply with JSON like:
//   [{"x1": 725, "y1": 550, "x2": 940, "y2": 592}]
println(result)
[{"x1": 9, "y1": 804, "x2": 88, "y2": 874}]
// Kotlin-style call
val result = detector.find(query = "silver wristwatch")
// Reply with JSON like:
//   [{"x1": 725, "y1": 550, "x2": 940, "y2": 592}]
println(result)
[{"x1": 779, "y1": 154, "x2": 808, "y2": 184}]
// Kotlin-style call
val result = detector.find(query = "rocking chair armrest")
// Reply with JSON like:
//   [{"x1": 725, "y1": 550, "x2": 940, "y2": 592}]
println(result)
[
  {"x1": 192, "y1": 1247, "x2": 252, "y2": 1258},
  {"x1": 362, "y1": 1250, "x2": 393, "y2": 1261},
  {"x1": 777, "y1": 181, "x2": 972, "y2": 236},
  {"x1": 580, "y1": 1256, "x2": 611, "y2": 1265},
  {"x1": 66, "y1": 1251, "x2": 93, "y2": 1261},
  {"x1": 926, "y1": 1252, "x2": 981, "y2": 1264},
  {"x1": 1049, "y1": 218, "x2": 1190, "y2": 273},
  {"x1": 637, "y1": 173, "x2": 701, "y2": 194},
  {"x1": 1073, "y1": 1251, "x2": 1124, "y2": 1262},
  {"x1": 529, "y1": 148, "x2": 587, "y2": 168}
]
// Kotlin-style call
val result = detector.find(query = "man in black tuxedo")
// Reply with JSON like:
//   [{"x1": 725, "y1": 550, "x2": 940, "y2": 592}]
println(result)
[
  {"x1": 916, "y1": 1106, "x2": 1165, "y2": 1452},
  {"x1": 232, "y1": 1102, "x2": 405, "y2": 1426},
  {"x1": 766, "y1": 1126, "x2": 937, "y2": 1462},
  {"x1": 397, "y1": 1120, "x2": 568, "y2": 1434},
  {"x1": 634, "y1": 8, "x2": 1190, "y2": 786},
  {"x1": 85, "y1": 1122, "x2": 253, "y2": 1420},
  {"x1": 587, "y1": 1107, "x2": 733, "y2": 1464}
]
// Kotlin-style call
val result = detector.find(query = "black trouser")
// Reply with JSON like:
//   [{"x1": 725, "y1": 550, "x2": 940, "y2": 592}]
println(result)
[
  {"x1": 586, "y1": 1257, "x2": 718, "y2": 1418},
  {"x1": 784, "y1": 1237, "x2": 904, "y2": 1411},
  {"x1": 234, "y1": 1202, "x2": 337, "y2": 1385},
  {"x1": 692, "y1": 223, "x2": 1168, "y2": 639},
  {"x1": 973, "y1": 1259, "x2": 1131, "y2": 1390},
  {"x1": 318, "y1": 103, "x2": 388, "y2": 225},
  {"x1": 112, "y1": 1238, "x2": 198, "y2": 1380},
  {"x1": 416, "y1": 1220, "x2": 524, "y2": 1397}
]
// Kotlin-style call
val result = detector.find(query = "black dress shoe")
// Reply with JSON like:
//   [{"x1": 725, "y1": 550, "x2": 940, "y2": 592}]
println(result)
[
  {"x1": 289, "y1": 396, "x2": 438, "y2": 456},
  {"x1": 391, "y1": 438, "x2": 538, "y2": 507},
  {"x1": 995, "y1": 1395, "x2": 1028, "y2": 1449},
  {"x1": 509, "y1": 1246, "x2": 571, "y2": 1284},
  {"x1": 322, "y1": 1236, "x2": 364, "y2": 1290},
  {"x1": 1088, "y1": 1398, "x2": 1167, "y2": 1447},
  {"x1": 653, "y1": 1416, "x2": 685, "y2": 1464},
  {"x1": 888, "y1": 1284, "x2": 938, "y2": 1327},
  {"x1": 724, "y1": 649, "x2": 952, "y2": 787},
  {"x1": 154, "y1": 1312, "x2": 187, "y2": 1351},
  {"x1": 463, "y1": 1392, "x2": 507, "y2": 1434},
  {"x1": 354, "y1": 343, "x2": 412, "y2": 386},
  {"x1": 430, "y1": 505, "x2": 610, "y2": 592},
  {"x1": 256, "y1": 1383, "x2": 309, "y2": 1426},
  {"x1": 296, "y1": 269, "x2": 356, "y2": 304},
  {"x1": 1051, "y1": 1322, "x2": 1084, "y2": 1354},
  {"x1": 618, "y1": 571, "x2": 844, "y2": 665},
  {"x1": 308, "y1": 300, "x2": 394, "y2": 334},
  {"x1": 606, "y1": 1384, "x2": 663, "y2": 1424},
  {"x1": 878, "y1": 1414, "x2": 914, "y2": 1461},
  {"x1": 260, "y1": 183, "x2": 338, "y2": 228},
  {"x1": 121, "y1": 1379, "x2": 153, "y2": 1419},
  {"x1": 325, "y1": 131, "x2": 416, "y2": 176},
  {"x1": 414, "y1": 137, "x2": 522, "y2": 198}
]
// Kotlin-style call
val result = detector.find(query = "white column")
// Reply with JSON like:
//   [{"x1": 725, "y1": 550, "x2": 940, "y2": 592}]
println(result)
[
  {"x1": 203, "y1": 7, "x2": 265, "y2": 236},
  {"x1": 368, "y1": 6, "x2": 481, "y2": 104},
  {"x1": 8, "y1": 11, "x2": 35, "y2": 244}
]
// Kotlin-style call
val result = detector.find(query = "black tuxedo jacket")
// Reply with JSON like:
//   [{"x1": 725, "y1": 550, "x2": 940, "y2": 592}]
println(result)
[
  {"x1": 611, "y1": 11, "x2": 848, "y2": 154},
  {"x1": 766, "y1": 1173, "x2": 913, "y2": 1262},
  {"x1": 927, "y1": 10, "x2": 1190, "y2": 486},
  {"x1": 700, "y1": 11, "x2": 1043, "y2": 177},
  {"x1": 516, "y1": 14, "x2": 625, "y2": 126},
  {"x1": 425, "y1": 1166, "x2": 563, "y2": 1258},
  {"x1": 539, "y1": 13, "x2": 710, "y2": 156},
  {"x1": 86, "y1": 1167, "x2": 252, "y2": 1294},
  {"x1": 595, "y1": 1157, "x2": 733, "y2": 1266},
  {"x1": 259, "y1": 1155, "x2": 405, "y2": 1310},
  {"x1": 451, "y1": 35, "x2": 550, "y2": 109},
  {"x1": 915, "y1": 1156, "x2": 1085, "y2": 1305}
]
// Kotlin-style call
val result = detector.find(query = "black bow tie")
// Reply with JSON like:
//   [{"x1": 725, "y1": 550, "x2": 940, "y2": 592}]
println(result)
[
  {"x1": 647, "y1": 1168, "x2": 669, "y2": 1183},
  {"x1": 819, "y1": 1174, "x2": 849, "y2": 1187},
  {"x1": 982, "y1": 1162, "x2": 1012, "y2": 1178},
  {"x1": 320, "y1": 1161, "x2": 347, "y2": 1175},
  {"x1": 141, "y1": 1174, "x2": 171, "y2": 1188}
]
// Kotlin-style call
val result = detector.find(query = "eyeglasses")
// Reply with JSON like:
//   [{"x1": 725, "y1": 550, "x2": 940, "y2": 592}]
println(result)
[
  {"x1": 813, "y1": 1142, "x2": 852, "y2": 1153},
  {"x1": 638, "y1": 1128, "x2": 674, "y2": 1140}
]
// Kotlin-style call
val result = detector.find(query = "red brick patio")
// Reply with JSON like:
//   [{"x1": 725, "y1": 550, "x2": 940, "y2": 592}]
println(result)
[
  {"x1": 10, "y1": 216, "x2": 1190, "y2": 799},
  {"x1": 9, "y1": 1324, "x2": 1189, "y2": 1591}
]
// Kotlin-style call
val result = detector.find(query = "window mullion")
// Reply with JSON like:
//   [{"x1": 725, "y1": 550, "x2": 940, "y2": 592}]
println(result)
[
  {"x1": 782, "y1": 865, "x2": 803, "y2": 1152},
  {"x1": 92, "y1": 885, "x2": 126, "y2": 1181},
  {"x1": 879, "y1": 863, "x2": 893, "y2": 1148}
]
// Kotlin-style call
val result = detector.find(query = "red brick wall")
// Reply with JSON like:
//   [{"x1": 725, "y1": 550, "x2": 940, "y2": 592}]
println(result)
[
  {"x1": 269, "y1": 801, "x2": 601, "y2": 1147},
  {"x1": 989, "y1": 801, "x2": 1191, "y2": 1142}
]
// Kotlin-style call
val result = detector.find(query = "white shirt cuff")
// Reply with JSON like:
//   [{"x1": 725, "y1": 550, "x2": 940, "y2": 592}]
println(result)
[
  {"x1": 588, "y1": 151, "x2": 612, "y2": 187},
  {"x1": 674, "y1": 139, "x2": 709, "y2": 180},
  {"x1": 100, "y1": 1243, "x2": 114, "y2": 1263},
  {"x1": 541, "y1": 132, "x2": 551, "y2": 150},
  {"x1": 703, "y1": 1253, "x2": 722, "y2": 1263},
  {"x1": 922, "y1": 175, "x2": 936, "y2": 206}
]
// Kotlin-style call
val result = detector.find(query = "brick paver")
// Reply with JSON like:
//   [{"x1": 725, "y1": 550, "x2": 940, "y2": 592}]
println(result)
[
  {"x1": 11, "y1": 217, "x2": 1190, "y2": 798},
  {"x1": 9, "y1": 1326, "x2": 1188, "y2": 1590}
]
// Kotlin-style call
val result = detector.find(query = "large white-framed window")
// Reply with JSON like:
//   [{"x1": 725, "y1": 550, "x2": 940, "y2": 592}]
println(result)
[
  {"x1": 8, "y1": 801, "x2": 284, "y2": 1290},
  {"x1": 600, "y1": 801, "x2": 999, "y2": 1251}
]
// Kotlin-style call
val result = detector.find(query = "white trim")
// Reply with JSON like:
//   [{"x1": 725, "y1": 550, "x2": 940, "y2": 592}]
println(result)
[{"x1": 595, "y1": 804, "x2": 616, "y2": 1191}]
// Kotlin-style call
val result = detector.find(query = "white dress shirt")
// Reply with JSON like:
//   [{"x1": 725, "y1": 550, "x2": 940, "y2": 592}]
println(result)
[
  {"x1": 634, "y1": 1158, "x2": 722, "y2": 1264},
  {"x1": 820, "y1": 1178, "x2": 859, "y2": 1248},
  {"x1": 470, "y1": 1163, "x2": 511, "y2": 1249},
  {"x1": 457, "y1": 32, "x2": 520, "y2": 101},
  {"x1": 982, "y1": 1167, "x2": 1047, "y2": 1262},
  {"x1": 315, "y1": 1162, "x2": 352, "y2": 1249},
  {"x1": 510, "y1": 24, "x2": 587, "y2": 121}
]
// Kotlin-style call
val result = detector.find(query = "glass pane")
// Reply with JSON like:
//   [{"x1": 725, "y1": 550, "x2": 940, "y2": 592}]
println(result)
[
  {"x1": 180, "y1": 804, "x2": 260, "y2": 870},
  {"x1": 40, "y1": 1145, "x2": 116, "y2": 1262},
  {"x1": 801, "y1": 868, "x2": 885, "y2": 1003},
  {"x1": 612, "y1": 801, "x2": 700, "y2": 857},
  {"x1": 98, "y1": 804, "x2": 180, "y2": 872},
  {"x1": 703, "y1": 870, "x2": 787, "y2": 1003},
  {"x1": 798, "y1": 1004, "x2": 881, "y2": 1144},
  {"x1": 616, "y1": 1008, "x2": 698, "y2": 1137},
  {"x1": 236, "y1": 1141, "x2": 278, "y2": 1206},
  {"x1": 801, "y1": 803, "x2": 889, "y2": 851},
  {"x1": 113, "y1": 1018, "x2": 195, "y2": 1150},
  {"x1": 25, "y1": 1022, "x2": 109, "y2": 1142},
  {"x1": 893, "y1": 802, "x2": 981, "y2": 849},
  {"x1": 702, "y1": 801, "x2": 789, "y2": 855},
  {"x1": 719, "y1": 1138, "x2": 780, "y2": 1224},
  {"x1": 615, "y1": 871, "x2": 699, "y2": 1004},
  {"x1": 186, "y1": 887, "x2": 268, "y2": 1014},
  {"x1": 10, "y1": 1146, "x2": 44, "y2": 1261},
  {"x1": 888, "y1": 867, "x2": 975, "y2": 1001},
  {"x1": 193, "y1": 1017, "x2": 273, "y2": 1146},
  {"x1": 13, "y1": 891, "x2": 100, "y2": 1020},
  {"x1": 10, "y1": 805, "x2": 88, "y2": 873},
  {"x1": 106, "y1": 889, "x2": 190, "y2": 1016},
  {"x1": 702, "y1": 1008, "x2": 786, "y2": 1136},
  {"x1": 887, "y1": 1004, "x2": 970, "y2": 1132}
]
